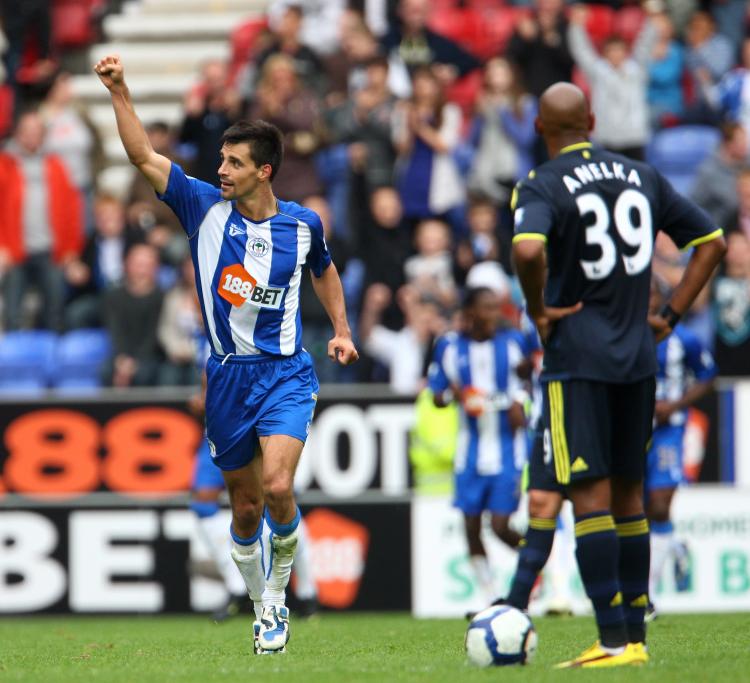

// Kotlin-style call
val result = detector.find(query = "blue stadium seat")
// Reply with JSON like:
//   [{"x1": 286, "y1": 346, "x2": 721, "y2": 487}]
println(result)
[
  {"x1": 646, "y1": 126, "x2": 721, "y2": 196},
  {"x1": 0, "y1": 330, "x2": 58, "y2": 393},
  {"x1": 53, "y1": 328, "x2": 111, "y2": 390}
]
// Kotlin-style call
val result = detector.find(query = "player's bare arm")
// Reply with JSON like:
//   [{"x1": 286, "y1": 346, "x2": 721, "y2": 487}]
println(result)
[
  {"x1": 94, "y1": 55, "x2": 171, "y2": 193},
  {"x1": 512, "y1": 239, "x2": 583, "y2": 343},
  {"x1": 311, "y1": 263, "x2": 359, "y2": 365},
  {"x1": 654, "y1": 376, "x2": 714, "y2": 425},
  {"x1": 649, "y1": 236, "x2": 727, "y2": 341}
]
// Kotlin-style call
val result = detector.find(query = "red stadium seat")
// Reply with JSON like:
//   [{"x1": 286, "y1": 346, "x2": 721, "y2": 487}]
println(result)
[
  {"x1": 0, "y1": 85, "x2": 13, "y2": 139},
  {"x1": 477, "y1": 6, "x2": 531, "y2": 57},
  {"x1": 445, "y1": 69, "x2": 483, "y2": 119},
  {"x1": 582, "y1": 4, "x2": 616, "y2": 49},
  {"x1": 428, "y1": 8, "x2": 484, "y2": 58},
  {"x1": 614, "y1": 5, "x2": 646, "y2": 44},
  {"x1": 52, "y1": 0, "x2": 103, "y2": 49},
  {"x1": 228, "y1": 17, "x2": 268, "y2": 85}
]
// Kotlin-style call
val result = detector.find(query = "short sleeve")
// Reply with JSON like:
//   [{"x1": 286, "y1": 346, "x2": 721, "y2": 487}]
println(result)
[
  {"x1": 427, "y1": 337, "x2": 451, "y2": 395},
  {"x1": 682, "y1": 330, "x2": 717, "y2": 382},
  {"x1": 512, "y1": 176, "x2": 555, "y2": 244},
  {"x1": 304, "y1": 210, "x2": 332, "y2": 277},
  {"x1": 656, "y1": 172, "x2": 723, "y2": 250},
  {"x1": 156, "y1": 162, "x2": 222, "y2": 237}
]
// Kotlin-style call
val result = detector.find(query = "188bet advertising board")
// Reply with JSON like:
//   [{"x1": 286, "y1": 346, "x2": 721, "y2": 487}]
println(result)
[{"x1": 0, "y1": 391, "x2": 413, "y2": 614}]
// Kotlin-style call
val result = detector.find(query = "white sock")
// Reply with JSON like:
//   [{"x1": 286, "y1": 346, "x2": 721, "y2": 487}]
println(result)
[
  {"x1": 230, "y1": 530, "x2": 266, "y2": 621},
  {"x1": 263, "y1": 526, "x2": 299, "y2": 607},
  {"x1": 470, "y1": 555, "x2": 495, "y2": 604},
  {"x1": 649, "y1": 529, "x2": 674, "y2": 597},
  {"x1": 196, "y1": 513, "x2": 247, "y2": 596},
  {"x1": 293, "y1": 518, "x2": 317, "y2": 601}
]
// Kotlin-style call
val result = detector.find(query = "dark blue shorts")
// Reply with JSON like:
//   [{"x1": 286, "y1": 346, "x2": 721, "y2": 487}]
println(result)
[
  {"x1": 542, "y1": 378, "x2": 655, "y2": 486},
  {"x1": 205, "y1": 350, "x2": 319, "y2": 471},
  {"x1": 527, "y1": 418, "x2": 564, "y2": 493},
  {"x1": 645, "y1": 424, "x2": 685, "y2": 493},
  {"x1": 192, "y1": 437, "x2": 225, "y2": 490}
]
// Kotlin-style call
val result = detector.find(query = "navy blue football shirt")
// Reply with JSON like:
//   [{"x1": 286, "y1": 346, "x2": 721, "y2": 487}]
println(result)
[{"x1": 513, "y1": 142, "x2": 722, "y2": 382}]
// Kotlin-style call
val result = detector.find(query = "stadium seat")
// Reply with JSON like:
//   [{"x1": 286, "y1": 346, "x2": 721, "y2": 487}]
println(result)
[
  {"x1": 614, "y1": 5, "x2": 646, "y2": 45},
  {"x1": 0, "y1": 85, "x2": 13, "y2": 139},
  {"x1": 428, "y1": 8, "x2": 484, "y2": 58},
  {"x1": 446, "y1": 70, "x2": 483, "y2": 118},
  {"x1": 582, "y1": 4, "x2": 616, "y2": 49},
  {"x1": 53, "y1": 328, "x2": 111, "y2": 390},
  {"x1": 229, "y1": 17, "x2": 268, "y2": 85},
  {"x1": 474, "y1": 6, "x2": 531, "y2": 58},
  {"x1": 0, "y1": 330, "x2": 58, "y2": 393},
  {"x1": 52, "y1": 0, "x2": 104, "y2": 50},
  {"x1": 646, "y1": 125, "x2": 721, "y2": 196}
]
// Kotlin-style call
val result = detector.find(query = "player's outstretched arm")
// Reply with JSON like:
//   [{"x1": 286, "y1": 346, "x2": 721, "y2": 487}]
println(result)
[
  {"x1": 649, "y1": 236, "x2": 727, "y2": 341},
  {"x1": 94, "y1": 55, "x2": 171, "y2": 194},
  {"x1": 310, "y1": 264, "x2": 359, "y2": 365}
]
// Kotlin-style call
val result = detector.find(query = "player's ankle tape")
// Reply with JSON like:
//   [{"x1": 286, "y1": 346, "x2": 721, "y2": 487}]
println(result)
[
  {"x1": 265, "y1": 507, "x2": 301, "y2": 537},
  {"x1": 231, "y1": 519, "x2": 264, "y2": 546}
]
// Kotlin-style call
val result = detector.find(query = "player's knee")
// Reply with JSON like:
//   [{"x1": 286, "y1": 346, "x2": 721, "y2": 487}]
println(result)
[
  {"x1": 528, "y1": 491, "x2": 561, "y2": 519},
  {"x1": 263, "y1": 476, "x2": 294, "y2": 509},
  {"x1": 232, "y1": 497, "x2": 263, "y2": 530}
]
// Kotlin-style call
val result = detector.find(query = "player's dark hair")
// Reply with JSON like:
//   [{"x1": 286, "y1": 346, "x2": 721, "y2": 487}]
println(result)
[
  {"x1": 146, "y1": 121, "x2": 170, "y2": 135},
  {"x1": 720, "y1": 120, "x2": 743, "y2": 143},
  {"x1": 220, "y1": 120, "x2": 284, "y2": 180},
  {"x1": 603, "y1": 34, "x2": 627, "y2": 50},
  {"x1": 462, "y1": 287, "x2": 495, "y2": 311}
]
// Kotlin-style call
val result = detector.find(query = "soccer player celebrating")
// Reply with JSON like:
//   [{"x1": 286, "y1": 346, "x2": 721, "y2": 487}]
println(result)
[
  {"x1": 95, "y1": 55, "x2": 357, "y2": 654},
  {"x1": 512, "y1": 82, "x2": 725, "y2": 667},
  {"x1": 646, "y1": 277, "x2": 716, "y2": 617},
  {"x1": 428, "y1": 287, "x2": 528, "y2": 604}
]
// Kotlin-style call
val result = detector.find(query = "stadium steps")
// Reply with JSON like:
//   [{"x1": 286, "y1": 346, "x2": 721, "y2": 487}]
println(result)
[
  {"x1": 134, "y1": 0, "x2": 266, "y2": 15},
  {"x1": 70, "y1": 0, "x2": 269, "y2": 186},
  {"x1": 104, "y1": 12, "x2": 253, "y2": 42}
]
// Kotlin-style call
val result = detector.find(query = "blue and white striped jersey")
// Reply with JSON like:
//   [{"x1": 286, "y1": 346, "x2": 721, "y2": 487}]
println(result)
[
  {"x1": 428, "y1": 330, "x2": 527, "y2": 476},
  {"x1": 656, "y1": 325, "x2": 716, "y2": 427},
  {"x1": 158, "y1": 163, "x2": 331, "y2": 358}
]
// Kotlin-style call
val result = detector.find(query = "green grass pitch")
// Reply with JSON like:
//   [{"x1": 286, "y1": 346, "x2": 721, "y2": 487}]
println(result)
[{"x1": 0, "y1": 612, "x2": 746, "y2": 682}]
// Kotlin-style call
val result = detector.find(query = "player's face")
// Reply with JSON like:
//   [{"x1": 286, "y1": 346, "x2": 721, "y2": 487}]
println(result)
[
  {"x1": 218, "y1": 143, "x2": 269, "y2": 199},
  {"x1": 468, "y1": 291, "x2": 501, "y2": 338}
]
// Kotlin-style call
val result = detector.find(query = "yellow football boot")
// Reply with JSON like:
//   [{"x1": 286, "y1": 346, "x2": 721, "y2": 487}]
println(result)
[{"x1": 555, "y1": 641, "x2": 649, "y2": 669}]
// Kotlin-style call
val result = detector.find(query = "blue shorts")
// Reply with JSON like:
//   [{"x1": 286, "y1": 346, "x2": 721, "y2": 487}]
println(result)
[
  {"x1": 645, "y1": 424, "x2": 685, "y2": 493},
  {"x1": 454, "y1": 467, "x2": 522, "y2": 516},
  {"x1": 205, "y1": 350, "x2": 319, "y2": 471},
  {"x1": 192, "y1": 437, "x2": 225, "y2": 490}
]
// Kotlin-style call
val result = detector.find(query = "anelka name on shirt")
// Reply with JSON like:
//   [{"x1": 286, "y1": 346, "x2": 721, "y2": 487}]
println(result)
[{"x1": 562, "y1": 160, "x2": 643, "y2": 195}]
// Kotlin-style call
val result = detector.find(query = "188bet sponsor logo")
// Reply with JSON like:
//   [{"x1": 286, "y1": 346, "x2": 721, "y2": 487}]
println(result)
[{"x1": 218, "y1": 264, "x2": 283, "y2": 309}]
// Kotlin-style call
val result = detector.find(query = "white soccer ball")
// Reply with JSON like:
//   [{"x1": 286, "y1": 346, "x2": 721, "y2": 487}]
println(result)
[{"x1": 465, "y1": 605, "x2": 538, "y2": 667}]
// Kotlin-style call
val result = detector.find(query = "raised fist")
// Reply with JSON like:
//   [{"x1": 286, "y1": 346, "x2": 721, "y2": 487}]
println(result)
[{"x1": 94, "y1": 55, "x2": 125, "y2": 91}]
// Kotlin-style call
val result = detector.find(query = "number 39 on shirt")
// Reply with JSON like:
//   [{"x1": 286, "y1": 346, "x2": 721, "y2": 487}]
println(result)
[{"x1": 577, "y1": 189, "x2": 652, "y2": 280}]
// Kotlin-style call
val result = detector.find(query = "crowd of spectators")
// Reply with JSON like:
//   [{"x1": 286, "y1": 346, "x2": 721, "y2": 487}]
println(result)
[{"x1": 0, "y1": 0, "x2": 749, "y2": 392}]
